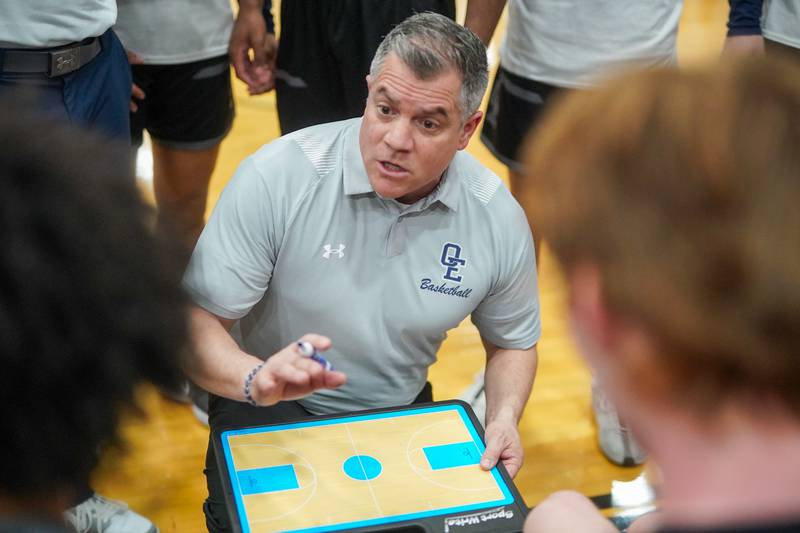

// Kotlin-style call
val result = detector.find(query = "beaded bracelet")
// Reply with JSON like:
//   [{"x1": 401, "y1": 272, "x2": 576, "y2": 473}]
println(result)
[{"x1": 243, "y1": 361, "x2": 266, "y2": 407}]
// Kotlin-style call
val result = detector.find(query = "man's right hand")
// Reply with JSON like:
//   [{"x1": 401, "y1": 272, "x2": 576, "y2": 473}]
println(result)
[{"x1": 251, "y1": 334, "x2": 346, "y2": 406}]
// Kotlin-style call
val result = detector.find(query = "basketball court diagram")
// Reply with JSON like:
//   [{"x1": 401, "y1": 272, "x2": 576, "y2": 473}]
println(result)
[{"x1": 219, "y1": 404, "x2": 515, "y2": 533}]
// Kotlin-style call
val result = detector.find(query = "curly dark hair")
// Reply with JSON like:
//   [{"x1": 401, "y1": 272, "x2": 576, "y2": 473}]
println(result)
[{"x1": 0, "y1": 100, "x2": 187, "y2": 497}]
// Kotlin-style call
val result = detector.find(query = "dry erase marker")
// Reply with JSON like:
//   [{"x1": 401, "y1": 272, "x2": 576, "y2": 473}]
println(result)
[{"x1": 297, "y1": 341, "x2": 333, "y2": 371}]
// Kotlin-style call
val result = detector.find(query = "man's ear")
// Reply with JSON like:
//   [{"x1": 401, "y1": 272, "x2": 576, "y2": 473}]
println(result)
[
  {"x1": 569, "y1": 263, "x2": 613, "y2": 353},
  {"x1": 457, "y1": 110, "x2": 483, "y2": 150},
  {"x1": 366, "y1": 74, "x2": 373, "y2": 91}
]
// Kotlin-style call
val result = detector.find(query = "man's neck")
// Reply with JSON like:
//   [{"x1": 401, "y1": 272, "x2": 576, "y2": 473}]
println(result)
[{"x1": 645, "y1": 407, "x2": 800, "y2": 529}]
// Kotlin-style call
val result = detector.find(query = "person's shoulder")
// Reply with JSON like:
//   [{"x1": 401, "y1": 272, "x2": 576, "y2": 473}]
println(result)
[
  {"x1": 452, "y1": 150, "x2": 523, "y2": 215},
  {"x1": 244, "y1": 118, "x2": 358, "y2": 191}
]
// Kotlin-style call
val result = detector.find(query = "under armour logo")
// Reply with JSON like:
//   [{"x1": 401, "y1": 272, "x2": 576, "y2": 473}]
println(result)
[
  {"x1": 55, "y1": 53, "x2": 76, "y2": 72},
  {"x1": 322, "y1": 243, "x2": 346, "y2": 259}
]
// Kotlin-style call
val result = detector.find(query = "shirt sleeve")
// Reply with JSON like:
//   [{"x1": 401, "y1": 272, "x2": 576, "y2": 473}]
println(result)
[
  {"x1": 182, "y1": 156, "x2": 282, "y2": 320},
  {"x1": 728, "y1": 0, "x2": 764, "y2": 36},
  {"x1": 470, "y1": 201, "x2": 541, "y2": 350}
]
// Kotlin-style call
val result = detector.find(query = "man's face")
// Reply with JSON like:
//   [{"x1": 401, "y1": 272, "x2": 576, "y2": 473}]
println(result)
[{"x1": 359, "y1": 53, "x2": 482, "y2": 204}]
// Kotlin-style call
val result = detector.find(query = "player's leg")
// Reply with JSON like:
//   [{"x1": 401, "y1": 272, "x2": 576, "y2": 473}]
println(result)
[
  {"x1": 151, "y1": 142, "x2": 219, "y2": 256},
  {"x1": 144, "y1": 55, "x2": 234, "y2": 263},
  {"x1": 275, "y1": 0, "x2": 347, "y2": 134},
  {"x1": 331, "y1": 0, "x2": 457, "y2": 120},
  {"x1": 480, "y1": 66, "x2": 559, "y2": 265},
  {"x1": 524, "y1": 491, "x2": 617, "y2": 533},
  {"x1": 592, "y1": 380, "x2": 646, "y2": 466}
]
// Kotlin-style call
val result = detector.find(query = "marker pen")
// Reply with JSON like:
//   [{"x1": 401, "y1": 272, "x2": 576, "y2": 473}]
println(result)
[{"x1": 296, "y1": 341, "x2": 333, "y2": 371}]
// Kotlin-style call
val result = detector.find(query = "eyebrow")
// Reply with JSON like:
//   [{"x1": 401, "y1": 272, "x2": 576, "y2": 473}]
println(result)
[{"x1": 375, "y1": 87, "x2": 450, "y2": 118}]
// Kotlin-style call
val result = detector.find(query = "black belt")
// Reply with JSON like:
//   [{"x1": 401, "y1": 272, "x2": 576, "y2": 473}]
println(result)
[{"x1": 0, "y1": 37, "x2": 102, "y2": 77}]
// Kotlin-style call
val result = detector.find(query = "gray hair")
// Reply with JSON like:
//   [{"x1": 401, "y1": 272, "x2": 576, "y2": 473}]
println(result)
[{"x1": 369, "y1": 12, "x2": 488, "y2": 120}]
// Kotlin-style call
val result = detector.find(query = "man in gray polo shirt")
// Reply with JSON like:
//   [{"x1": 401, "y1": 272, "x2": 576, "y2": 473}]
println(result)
[{"x1": 184, "y1": 13, "x2": 540, "y2": 532}]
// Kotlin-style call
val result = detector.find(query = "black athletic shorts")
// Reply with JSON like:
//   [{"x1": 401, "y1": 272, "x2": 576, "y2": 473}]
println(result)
[
  {"x1": 130, "y1": 54, "x2": 234, "y2": 149},
  {"x1": 481, "y1": 64, "x2": 563, "y2": 172},
  {"x1": 275, "y1": 0, "x2": 455, "y2": 134}
]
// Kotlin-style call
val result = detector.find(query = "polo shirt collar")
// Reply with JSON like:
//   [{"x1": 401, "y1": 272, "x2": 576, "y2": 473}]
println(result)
[
  {"x1": 343, "y1": 120, "x2": 374, "y2": 196},
  {"x1": 342, "y1": 118, "x2": 460, "y2": 212}
]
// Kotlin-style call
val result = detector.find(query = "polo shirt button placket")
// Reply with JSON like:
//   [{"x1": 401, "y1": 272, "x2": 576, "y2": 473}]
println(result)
[{"x1": 386, "y1": 216, "x2": 407, "y2": 257}]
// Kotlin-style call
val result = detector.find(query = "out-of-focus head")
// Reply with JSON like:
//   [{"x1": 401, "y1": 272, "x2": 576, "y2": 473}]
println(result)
[
  {"x1": 0, "y1": 99, "x2": 186, "y2": 502},
  {"x1": 523, "y1": 57, "x2": 800, "y2": 418}
]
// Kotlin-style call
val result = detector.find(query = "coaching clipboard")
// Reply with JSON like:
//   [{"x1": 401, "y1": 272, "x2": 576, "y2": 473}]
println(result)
[{"x1": 213, "y1": 400, "x2": 528, "y2": 533}]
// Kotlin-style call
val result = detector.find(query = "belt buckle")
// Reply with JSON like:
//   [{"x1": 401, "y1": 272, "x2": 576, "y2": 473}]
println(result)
[{"x1": 49, "y1": 48, "x2": 80, "y2": 77}]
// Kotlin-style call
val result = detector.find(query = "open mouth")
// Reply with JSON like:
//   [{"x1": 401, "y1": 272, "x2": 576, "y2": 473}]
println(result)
[{"x1": 380, "y1": 160, "x2": 408, "y2": 175}]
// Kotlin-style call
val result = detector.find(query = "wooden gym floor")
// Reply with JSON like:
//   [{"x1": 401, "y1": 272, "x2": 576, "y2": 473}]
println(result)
[{"x1": 94, "y1": 2, "x2": 730, "y2": 531}]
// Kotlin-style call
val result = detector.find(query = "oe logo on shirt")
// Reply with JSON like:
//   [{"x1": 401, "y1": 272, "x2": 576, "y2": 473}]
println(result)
[
  {"x1": 418, "y1": 243, "x2": 472, "y2": 299},
  {"x1": 440, "y1": 242, "x2": 466, "y2": 282}
]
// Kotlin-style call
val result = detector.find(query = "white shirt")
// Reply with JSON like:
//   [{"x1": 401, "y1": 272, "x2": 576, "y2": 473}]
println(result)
[
  {"x1": 762, "y1": 0, "x2": 800, "y2": 49},
  {"x1": 0, "y1": 0, "x2": 116, "y2": 48},
  {"x1": 114, "y1": 0, "x2": 233, "y2": 64},
  {"x1": 501, "y1": 0, "x2": 683, "y2": 89}
]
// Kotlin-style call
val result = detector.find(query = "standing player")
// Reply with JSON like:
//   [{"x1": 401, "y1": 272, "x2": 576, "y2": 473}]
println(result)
[{"x1": 464, "y1": 0, "x2": 685, "y2": 467}]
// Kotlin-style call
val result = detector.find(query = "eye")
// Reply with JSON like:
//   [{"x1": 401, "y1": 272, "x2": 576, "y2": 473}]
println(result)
[
  {"x1": 421, "y1": 119, "x2": 438, "y2": 131},
  {"x1": 378, "y1": 105, "x2": 392, "y2": 116}
]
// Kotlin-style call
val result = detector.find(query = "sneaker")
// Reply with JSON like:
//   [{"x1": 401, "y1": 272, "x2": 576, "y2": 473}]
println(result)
[
  {"x1": 190, "y1": 386, "x2": 209, "y2": 427},
  {"x1": 459, "y1": 370, "x2": 486, "y2": 427},
  {"x1": 592, "y1": 381, "x2": 647, "y2": 466},
  {"x1": 64, "y1": 493, "x2": 158, "y2": 533},
  {"x1": 158, "y1": 379, "x2": 191, "y2": 404}
]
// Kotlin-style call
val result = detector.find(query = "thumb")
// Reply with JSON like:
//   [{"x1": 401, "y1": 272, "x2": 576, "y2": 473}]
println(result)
[
  {"x1": 250, "y1": 28, "x2": 267, "y2": 66},
  {"x1": 480, "y1": 441, "x2": 501, "y2": 470}
]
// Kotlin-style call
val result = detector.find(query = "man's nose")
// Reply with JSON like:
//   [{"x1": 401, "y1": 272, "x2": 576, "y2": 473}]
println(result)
[{"x1": 384, "y1": 118, "x2": 413, "y2": 151}]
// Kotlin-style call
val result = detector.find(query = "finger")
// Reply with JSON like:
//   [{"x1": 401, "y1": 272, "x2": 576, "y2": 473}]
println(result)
[
  {"x1": 323, "y1": 370, "x2": 347, "y2": 389},
  {"x1": 230, "y1": 49, "x2": 254, "y2": 87},
  {"x1": 130, "y1": 101, "x2": 138, "y2": 113},
  {"x1": 296, "y1": 357, "x2": 325, "y2": 387},
  {"x1": 131, "y1": 83, "x2": 145, "y2": 100},
  {"x1": 297, "y1": 333, "x2": 332, "y2": 352},
  {"x1": 275, "y1": 362, "x2": 310, "y2": 386},
  {"x1": 502, "y1": 457, "x2": 521, "y2": 478},
  {"x1": 126, "y1": 50, "x2": 143, "y2": 65},
  {"x1": 480, "y1": 440, "x2": 502, "y2": 470},
  {"x1": 250, "y1": 33, "x2": 267, "y2": 67}
]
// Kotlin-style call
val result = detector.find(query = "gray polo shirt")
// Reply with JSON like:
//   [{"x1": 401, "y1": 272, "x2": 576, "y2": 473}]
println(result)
[{"x1": 184, "y1": 118, "x2": 541, "y2": 415}]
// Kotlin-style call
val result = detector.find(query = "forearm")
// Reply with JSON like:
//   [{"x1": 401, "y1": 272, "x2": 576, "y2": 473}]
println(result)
[
  {"x1": 238, "y1": 0, "x2": 264, "y2": 12},
  {"x1": 464, "y1": 0, "x2": 508, "y2": 46},
  {"x1": 484, "y1": 343, "x2": 538, "y2": 425},
  {"x1": 184, "y1": 305, "x2": 264, "y2": 402}
]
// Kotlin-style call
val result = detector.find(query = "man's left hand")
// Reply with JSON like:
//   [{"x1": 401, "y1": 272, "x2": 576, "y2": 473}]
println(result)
[{"x1": 480, "y1": 418, "x2": 523, "y2": 478}]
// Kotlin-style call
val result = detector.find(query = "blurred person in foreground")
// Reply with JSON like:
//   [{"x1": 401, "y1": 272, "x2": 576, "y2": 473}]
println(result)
[
  {"x1": 520, "y1": 57, "x2": 800, "y2": 533},
  {"x1": 0, "y1": 100, "x2": 186, "y2": 531}
]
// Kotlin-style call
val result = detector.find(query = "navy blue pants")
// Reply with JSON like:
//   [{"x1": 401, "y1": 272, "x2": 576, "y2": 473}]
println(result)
[{"x1": 0, "y1": 29, "x2": 132, "y2": 142}]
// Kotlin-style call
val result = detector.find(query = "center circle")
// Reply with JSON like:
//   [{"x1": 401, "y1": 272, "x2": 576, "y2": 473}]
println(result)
[{"x1": 342, "y1": 455, "x2": 382, "y2": 481}]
